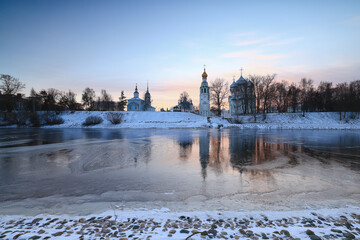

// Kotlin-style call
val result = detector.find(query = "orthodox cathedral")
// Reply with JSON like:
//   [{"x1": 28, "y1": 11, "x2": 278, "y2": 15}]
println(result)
[
  {"x1": 127, "y1": 84, "x2": 155, "y2": 111},
  {"x1": 228, "y1": 70, "x2": 255, "y2": 115},
  {"x1": 199, "y1": 67, "x2": 210, "y2": 116}
]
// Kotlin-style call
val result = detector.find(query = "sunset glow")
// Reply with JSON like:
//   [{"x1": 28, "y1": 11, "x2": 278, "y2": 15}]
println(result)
[{"x1": 1, "y1": 0, "x2": 359, "y2": 110}]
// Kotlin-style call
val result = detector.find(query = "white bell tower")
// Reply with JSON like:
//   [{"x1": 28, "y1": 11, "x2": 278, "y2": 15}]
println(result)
[{"x1": 199, "y1": 65, "x2": 210, "y2": 116}]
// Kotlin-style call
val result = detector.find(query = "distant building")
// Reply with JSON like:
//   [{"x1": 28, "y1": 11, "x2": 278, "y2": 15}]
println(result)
[
  {"x1": 127, "y1": 84, "x2": 155, "y2": 111},
  {"x1": 228, "y1": 72, "x2": 255, "y2": 115},
  {"x1": 171, "y1": 99, "x2": 194, "y2": 112},
  {"x1": 199, "y1": 66, "x2": 210, "y2": 116}
]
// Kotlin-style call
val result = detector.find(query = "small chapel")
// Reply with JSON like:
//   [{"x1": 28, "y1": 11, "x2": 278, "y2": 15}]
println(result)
[{"x1": 127, "y1": 84, "x2": 155, "y2": 111}]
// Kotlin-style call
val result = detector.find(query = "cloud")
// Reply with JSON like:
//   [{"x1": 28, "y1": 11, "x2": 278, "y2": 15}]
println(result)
[
  {"x1": 221, "y1": 50, "x2": 286, "y2": 60},
  {"x1": 235, "y1": 37, "x2": 273, "y2": 46},
  {"x1": 265, "y1": 37, "x2": 304, "y2": 46},
  {"x1": 231, "y1": 31, "x2": 258, "y2": 37}
]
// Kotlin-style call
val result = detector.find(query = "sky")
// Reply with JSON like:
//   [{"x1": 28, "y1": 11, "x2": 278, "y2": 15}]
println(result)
[{"x1": 0, "y1": 0, "x2": 359, "y2": 110}]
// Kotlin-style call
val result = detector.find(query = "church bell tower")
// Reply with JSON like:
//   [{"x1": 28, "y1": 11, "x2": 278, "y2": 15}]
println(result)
[{"x1": 199, "y1": 65, "x2": 210, "y2": 116}]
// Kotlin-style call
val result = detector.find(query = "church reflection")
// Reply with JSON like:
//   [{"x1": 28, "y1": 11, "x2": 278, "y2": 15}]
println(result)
[
  {"x1": 193, "y1": 130, "x2": 300, "y2": 180},
  {"x1": 176, "y1": 131, "x2": 194, "y2": 160},
  {"x1": 229, "y1": 132, "x2": 278, "y2": 171}
]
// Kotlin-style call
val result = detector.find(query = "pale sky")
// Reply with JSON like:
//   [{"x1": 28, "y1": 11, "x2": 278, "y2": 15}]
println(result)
[{"x1": 0, "y1": 0, "x2": 359, "y2": 110}]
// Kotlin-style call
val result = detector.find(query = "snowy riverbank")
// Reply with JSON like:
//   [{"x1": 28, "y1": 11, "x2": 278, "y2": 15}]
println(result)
[
  {"x1": 1, "y1": 207, "x2": 359, "y2": 239},
  {"x1": 35, "y1": 111, "x2": 360, "y2": 129}
]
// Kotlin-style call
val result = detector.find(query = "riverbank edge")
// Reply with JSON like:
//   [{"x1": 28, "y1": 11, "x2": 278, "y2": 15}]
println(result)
[
  {"x1": 1, "y1": 111, "x2": 360, "y2": 130},
  {"x1": 1, "y1": 207, "x2": 359, "y2": 239}
]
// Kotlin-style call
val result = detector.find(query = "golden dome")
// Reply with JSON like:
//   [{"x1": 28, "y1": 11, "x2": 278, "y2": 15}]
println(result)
[{"x1": 202, "y1": 68, "x2": 208, "y2": 78}]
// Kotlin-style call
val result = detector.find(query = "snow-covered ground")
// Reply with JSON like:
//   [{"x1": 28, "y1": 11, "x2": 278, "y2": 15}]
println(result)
[
  {"x1": 1, "y1": 207, "x2": 359, "y2": 239},
  {"x1": 40, "y1": 111, "x2": 360, "y2": 129}
]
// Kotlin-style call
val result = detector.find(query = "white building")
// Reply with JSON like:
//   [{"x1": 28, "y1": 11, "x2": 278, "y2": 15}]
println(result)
[
  {"x1": 228, "y1": 74, "x2": 255, "y2": 115},
  {"x1": 127, "y1": 84, "x2": 155, "y2": 111},
  {"x1": 199, "y1": 67, "x2": 210, "y2": 116}
]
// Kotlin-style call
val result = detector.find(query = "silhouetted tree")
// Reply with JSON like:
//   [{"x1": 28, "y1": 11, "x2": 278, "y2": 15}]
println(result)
[
  {"x1": 261, "y1": 74, "x2": 276, "y2": 117},
  {"x1": 59, "y1": 90, "x2": 77, "y2": 110},
  {"x1": 288, "y1": 83, "x2": 300, "y2": 113},
  {"x1": 178, "y1": 91, "x2": 193, "y2": 111},
  {"x1": 0, "y1": 74, "x2": 25, "y2": 95},
  {"x1": 0, "y1": 74, "x2": 26, "y2": 112},
  {"x1": 100, "y1": 89, "x2": 114, "y2": 111},
  {"x1": 299, "y1": 78, "x2": 314, "y2": 116},
  {"x1": 39, "y1": 88, "x2": 60, "y2": 111},
  {"x1": 210, "y1": 78, "x2": 229, "y2": 116},
  {"x1": 28, "y1": 88, "x2": 42, "y2": 112},
  {"x1": 274, "y1": 81, "x2": 288, "y2": 113},
  {"x1": 82, "y1": 87, "x2": 96, "y2": 110},
  {"x1": 118, "y1": 91, "x2": 127, "y2": 111},
  {"x1": 248, "y1": 74, "x2": 262, "y2": 114},
  {"x1": 317, "y1": 82, "x2": 333, "y2": 111}
]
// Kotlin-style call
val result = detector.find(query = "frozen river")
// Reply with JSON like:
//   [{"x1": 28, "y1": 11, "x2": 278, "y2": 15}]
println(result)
[{"x1": 0, "y1": 128, "x2": 359, "y2": 215}]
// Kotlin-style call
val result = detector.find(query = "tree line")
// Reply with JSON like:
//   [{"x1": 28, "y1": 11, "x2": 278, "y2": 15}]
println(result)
[
  {"x1": 1, "y1": 73, "x2": 360, "y2": 119},
  {"x1": 208, "y1": 74, "x2": 360, "y2": 119},
  {"x1": 0, "y1": 74, "x2": 128, "y2": 112}
]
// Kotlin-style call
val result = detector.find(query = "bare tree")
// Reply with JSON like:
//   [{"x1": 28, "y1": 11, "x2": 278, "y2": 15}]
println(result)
[
  {"x1": 39, "y1": 88, "x2": 61, "y2": 111},
  {"x1": 0, "y1": 74, "x2": 25, "y2": 95},
  {"x1": 274, "y1": 81, "x2": 288, "y2": 113},
  {"x1": 261, "y1": 74, "x2": 276, "y2": 117},
  {"x1": 288, "y1": 83, "x2": 300, "y2": 113},
  {"x1": 28, "y1": 88, "x2": 42, "y2": 112},
  {"x1": 334, "y1": 82, "x2": 350, "y2": 120},
  {"x1": 210, "y1": 78, "x2": 229, "y2": 116},
  {"x1": 100, "y1": 89, "x2": 114, "y2": 111},
  {"x1": 179, "y1": 91, "x2": 191, "y2": 103},
  {"x1": 82, "y1": 87, "x2": 96, "y2": 110},
  {"x1": 178, "y1": 91, "x2": 193, "y2": 111},
  {"x1": 59, "y1": 90, "x2": 77, "y2": 110},
  {"x1": 299, "y1": 78, "x2": 314, "y2": 116},
  {"x1": 248, "y1": 75, "x2": 262, "y2": 114}
]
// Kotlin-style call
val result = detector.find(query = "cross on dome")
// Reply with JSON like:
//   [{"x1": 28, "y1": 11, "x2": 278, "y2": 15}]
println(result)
[{"x1": 240, "y1": 67, "x2": 244, "y2": 76}]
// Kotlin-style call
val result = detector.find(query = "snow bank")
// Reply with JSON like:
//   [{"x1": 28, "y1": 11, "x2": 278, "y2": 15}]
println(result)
[
  {"x1": 1, "y1": 207, "x2": 359, "y2": 240},
  {"x1": 48, "y1": 111, "x2": 212, "y2": 128},
  {"x1": 33, "y1": 111, "x2": 360, "y2": 129}
]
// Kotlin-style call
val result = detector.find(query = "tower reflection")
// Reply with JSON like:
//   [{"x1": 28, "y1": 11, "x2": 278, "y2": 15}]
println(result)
[
  {"x1": 199, "y1": 131, "x2": 210, "y2": 180},
  {"x1": 194, "y1": 130, "x2": 299, "y2": 179}
]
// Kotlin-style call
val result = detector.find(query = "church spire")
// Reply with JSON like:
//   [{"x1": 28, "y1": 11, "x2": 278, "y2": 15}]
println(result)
[
  {"x1": 146, "y1": 81, "x2": 149, "y2": 93},
  {"x1": 134, "y1": 83, "x2": 139, "y2": 98},
  {"x1": 202, "y1": 64, "x2": 208, "y2": 79}
]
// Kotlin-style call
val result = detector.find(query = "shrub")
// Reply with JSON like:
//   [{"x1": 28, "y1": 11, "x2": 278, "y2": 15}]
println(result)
[
  {"x1": 233, "y1": 117, "x2": 243, "y2": 124},
  {"x1": 82, "y1": 116, "x2": 103, "y2": 126},
  {"x1": 106, "y1": 112, "x2": 123, "y2": 124},
  {"x1": 8, "y1": 112, "x2": 29, "y2": 126},
  {"x1": 30, "y1": 112, "x2": 41, "y2": 127},
  {"x1": 43, "y1": 113, "x2": 64, "y2": 125}
]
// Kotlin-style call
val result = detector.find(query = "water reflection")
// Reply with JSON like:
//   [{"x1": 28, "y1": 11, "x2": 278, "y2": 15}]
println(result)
[
  {"x1": 0, "y1": 128, "x2": 360, "y2": 208},
  {"x1": 193, "y1": 130, "x2": 301, "y2": 179},
  {"x1": 199, "y1": 131, "x2": 210, "y2": 179},
  {"x1": 176, "y1": 132, "x2": 194, "y2": 160}
]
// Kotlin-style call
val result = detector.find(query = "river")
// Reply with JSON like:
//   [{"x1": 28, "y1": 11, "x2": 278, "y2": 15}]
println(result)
[{"x1": 0, "y1": 128, "x2": 359, "y2": 215}]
